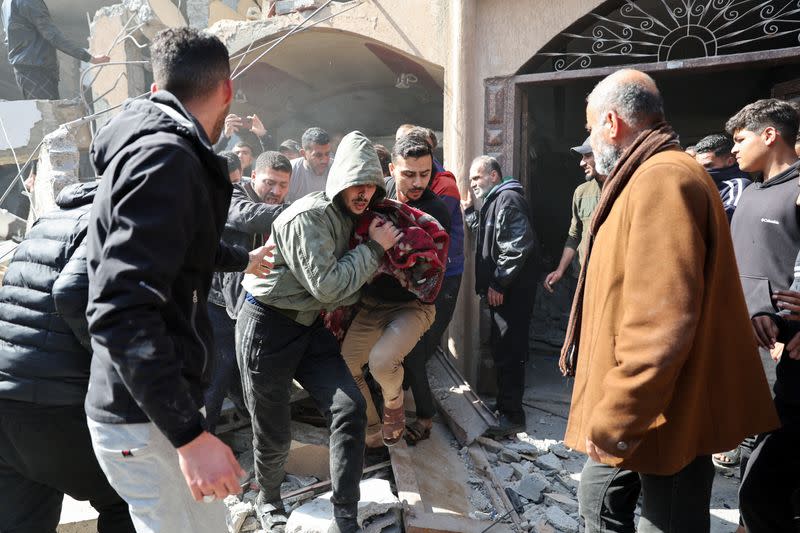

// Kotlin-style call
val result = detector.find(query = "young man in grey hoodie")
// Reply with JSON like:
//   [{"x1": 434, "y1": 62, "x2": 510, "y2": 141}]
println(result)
[{"x1": 239, "y1": 131, "x2": 401, "y2": 533}]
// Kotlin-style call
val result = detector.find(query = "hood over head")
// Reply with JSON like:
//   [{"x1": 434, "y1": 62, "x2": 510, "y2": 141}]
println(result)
[
  {"x1": 90, "y1": 91, "x2": 214, "y2": 178},
  {"x1": 56, "y1": 181, "x2": 99, "y2": 209},
  {"x1": 325, "y1": 131, "x2": 385, "y2": 204}
]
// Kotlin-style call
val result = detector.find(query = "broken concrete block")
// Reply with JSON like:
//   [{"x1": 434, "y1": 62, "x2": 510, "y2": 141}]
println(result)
[
  {"x1": 517, "y1": 434, "x2": 559, "y2": 455},
  {"x1": 549, "y1": 443, "x2": 573, "y2": 460},
  {"x1": 225, "y1": 499, "x2": 254, "y2": 533},
  {"x1": 240, "y1": 515, "x2": 259, "y2": 532},
  {"x1": 492, "y1": 464, "x2": 514, "y2": 482},
  {"x1": 534, "y1": 452, "x2": 564, "y2": 472},
  {"x1": 532, "y1": 518, "x2": 557, "y2": 533},
  {"x1": 284, "y1": 478, "x2": 400, "y2": 533},
  {"x1": 543, "y1": 492, "x2": 578, "y2": 512},
  {"x1": 286, "y1": 474, "x2": 318, "y2": 488},
  {"x1": 469, "y1": 488, "x2": 492, "y2": 512},
  {"x1": 505, "y1": 440, "x2": 539, "y2": 456},
  {"x1": 544, "y1": 505, "x2": 579, "y2": 532},
  {"x1": 500, "y1": 448, "x2": 522, "y2": 463},
  {"x1": 0, "y1": 99, "x2": 90, "y2": 168},
  {"x1": 28, "y1": 125, "x2": 80, "y2": 225},
  {"x1": 275, "y1": 0, "x2": 317, "y2": 15},
  {"x1": 510, "y1": 461, "x2": 533, "y2": 478},
  {"x1": 513, "y1": 472, "x2": 550, "y2": 503}
]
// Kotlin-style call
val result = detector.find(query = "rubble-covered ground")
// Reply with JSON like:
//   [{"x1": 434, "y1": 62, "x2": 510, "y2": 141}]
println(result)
[{"x1": 218, "y1": 354, "x2": 742, "y2": 533}]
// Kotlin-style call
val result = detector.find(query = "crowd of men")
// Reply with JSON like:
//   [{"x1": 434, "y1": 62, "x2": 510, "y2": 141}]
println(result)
[
  {"x1": 0, "y1": 28, "x2": 538, "y2": 533},
  {"x1": 0, "y1": 15, "x2": 799, "y2": 533}
]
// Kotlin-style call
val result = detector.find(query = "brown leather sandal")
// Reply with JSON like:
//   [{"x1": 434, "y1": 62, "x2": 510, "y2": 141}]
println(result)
[{"x1": 382, "y1": 403, "x2": 406, "y2": 447}]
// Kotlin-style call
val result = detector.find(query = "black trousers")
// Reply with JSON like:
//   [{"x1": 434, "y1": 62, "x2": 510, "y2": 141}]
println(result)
[
  {"x1": 578, "y1": 459, "x2": 641, "y2": 533},
  {"x1": 740, "y1": 422, "x2": 800, "y2": 532},
  {"x1": 489, "y1": 284, "x2": 534, "y2": 421},
  {"x1": 236, "y1": 301, "x2": 366, "y2": 515},
  {"x1": 579, "y1": 456, "x2": 714, "y2": 533},
  {"x1": 0, "y1": 401, "x2": 134, "y2": 533},
  {"x1": 204, "y1": 302, "x2": 247, "y2": 433},
  {"x1": 403, "y1": 274, "x2": 462, "y2": 419},
  {"x1": 13, "y1": 66, "x2": 59, "y2": 100}
]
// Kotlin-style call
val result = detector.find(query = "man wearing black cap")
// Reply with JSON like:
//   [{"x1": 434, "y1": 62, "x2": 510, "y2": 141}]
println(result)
[{"x1": 543, "y1": 137, "x2": 605, "y2": 293}]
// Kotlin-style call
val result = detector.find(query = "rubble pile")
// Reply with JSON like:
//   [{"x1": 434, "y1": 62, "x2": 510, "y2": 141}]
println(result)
[{"x1": 473, "y1": 433, "x2": 586, "y2": 532}]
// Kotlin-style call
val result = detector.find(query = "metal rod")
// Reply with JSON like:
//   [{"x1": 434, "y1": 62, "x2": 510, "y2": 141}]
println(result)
[
  {"x1": 232, "y1": 0, "x2": 337, "y2": 80},
  {"x1": 228, "y1": 1, "x2": 363, "y2": 62}
]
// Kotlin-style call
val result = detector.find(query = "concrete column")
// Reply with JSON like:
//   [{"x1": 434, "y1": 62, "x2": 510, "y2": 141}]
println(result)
[
  {"x1": 443, "y1": 0, "x2": 480, "y2": 383},
  {"x1": 28, "y1": 126, "x2": 80, "y2": 226}
]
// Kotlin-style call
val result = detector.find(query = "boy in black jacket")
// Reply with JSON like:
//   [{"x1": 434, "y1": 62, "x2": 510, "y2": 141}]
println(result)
[{"x1": 728, "y1": 98, "x2": 800, "y2": 533}]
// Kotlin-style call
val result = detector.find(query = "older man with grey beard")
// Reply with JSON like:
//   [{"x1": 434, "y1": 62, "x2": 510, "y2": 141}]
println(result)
[{"x1": 562, "y1": 69, "x2": 778, "y2": 533}]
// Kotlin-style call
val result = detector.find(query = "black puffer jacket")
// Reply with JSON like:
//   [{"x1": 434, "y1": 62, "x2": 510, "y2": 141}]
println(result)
[
  {"x1": 208, "y1": 181, "x2": 286, "y2": 318},
  {"x1": 0, "y1": 181, "x2": 96, "y2": 405},
  {"x1": 465, "y1": 179, "x2": 539, "y2": 295},
  {"x1": 86, "y1": 91, "x2": 249, "y2": 448}
]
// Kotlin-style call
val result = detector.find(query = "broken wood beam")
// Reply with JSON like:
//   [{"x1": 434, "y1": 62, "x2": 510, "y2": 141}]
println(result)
[
  {"x1": 468, "y1": 443, "x2": 522, "y2": 528},
  {"x1": 428, "y1": 348, "x2": 498, "y2": 446}
]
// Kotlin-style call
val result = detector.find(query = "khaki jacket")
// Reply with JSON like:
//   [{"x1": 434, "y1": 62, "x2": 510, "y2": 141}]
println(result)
[{"x1": 564, "y1": 149, "x2": 779, "y2": 475}]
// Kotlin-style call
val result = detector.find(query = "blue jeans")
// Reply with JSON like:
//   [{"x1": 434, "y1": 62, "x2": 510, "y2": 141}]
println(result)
[{"x1": 204, "y1": 302, "x2": 246, "y2": 433}]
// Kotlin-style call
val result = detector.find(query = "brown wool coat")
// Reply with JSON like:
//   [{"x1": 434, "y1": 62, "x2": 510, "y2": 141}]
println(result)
[{"x1": 563, "y1": 149, "x2": 780, "y2": 476}]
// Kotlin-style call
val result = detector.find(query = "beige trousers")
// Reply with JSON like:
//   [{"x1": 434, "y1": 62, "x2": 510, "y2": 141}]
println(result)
[{"x1": 341, "y1": 295, "x2": 435, "y2": 432}]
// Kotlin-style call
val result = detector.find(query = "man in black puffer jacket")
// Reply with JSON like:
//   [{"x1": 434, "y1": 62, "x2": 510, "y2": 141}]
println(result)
[
  {"x1": 0, "y1": 181, "x2": 134, "y2": 532},
  {"x1": 463, "y1": 155, "x2": 539, "y2": 437}
]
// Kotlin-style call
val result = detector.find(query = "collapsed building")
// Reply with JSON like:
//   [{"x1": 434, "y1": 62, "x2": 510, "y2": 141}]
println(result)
[{"x1": 0, "y1": 0, "x2": 797, "y2": 531}]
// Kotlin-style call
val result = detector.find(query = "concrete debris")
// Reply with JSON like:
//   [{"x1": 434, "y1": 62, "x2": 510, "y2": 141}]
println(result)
[
  {"x1": 499, "y1": 448, "x2": 522, "y2": 463},
  {"x1": 510, "y1": 461, "x2": 533, "y2": 478},
  {"x1": 239, "y1": 515, "x2": 260, "y2": 532},
  {"x1": 543, "y1": 492, "x2": 579, "y2": 512},
  {"x1": 512, "y1": 472, "x2": 550, "y2": 503},
  {"x1": 225, "y1": 498, "x2": 254, "y2": 533},
  {"x1": 549, "y1": 442, "x2": 573, "y2": 460},
  {"x1": 468, "y1": 488, "x2": 493, "y2": 512},
  {"x1": 544, "y1": 505, "x2": 579, "y2": 532},
  {"x1": 286, "y1": 473, "x2": 318, "y2": 488},
  {"x1": 531, "y1": 518, "x2": 558, "y2": 533},
  {"x1": 516, "y1": 434, "x2": 560, "y2": 455},
  {"x1": 534, "y1": 452, "x2": 564, "y2": 472},
  {"x1": 492, "y1": 464, "x2": 514, "y2": 482},
  {"x1": 504, "y1": 440, "x2": 540, "y2": 456},
  {"x1": 284, "y1": 478, "x2": 400, "y2": 533}
]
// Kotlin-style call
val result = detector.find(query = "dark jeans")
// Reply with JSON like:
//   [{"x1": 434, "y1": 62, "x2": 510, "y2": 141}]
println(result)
[
  {"x1": 490, "y1": 283, "x2": 534, "y2": 421},
  {"x1": 0, "y1": 401, "x2": 134, "y2": 533},
  {"x1": 236, "y1": 300, "x2": 366, "y2": 514},
  {"x1": 13, "y1": 66, "x2": 59, "y2": 100},
  {"x1": 579, "y1": 456, "x2": 714, "y2": 533},
  {"x1": 403, "y1": 274, "x2": 461, "y2": 419},
  {"x1": 204, "y1": 302, "x2": 246, "y2": 433},
  {"x1": 739, "y1": 423, "x2": 800, "y2": 532},
  {"x1": 578, "y1": 459, "x2": 641, "y2": 533}
]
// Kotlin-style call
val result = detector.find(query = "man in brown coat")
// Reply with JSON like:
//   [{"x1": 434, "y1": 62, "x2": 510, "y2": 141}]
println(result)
[{"x1": 561, "y1": 69, "x2": 779, "y2": 532}]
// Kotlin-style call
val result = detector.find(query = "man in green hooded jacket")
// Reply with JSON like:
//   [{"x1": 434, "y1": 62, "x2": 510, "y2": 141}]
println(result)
[{"x1": 238, "y1": 131, "x2": 401, "y2": 533}]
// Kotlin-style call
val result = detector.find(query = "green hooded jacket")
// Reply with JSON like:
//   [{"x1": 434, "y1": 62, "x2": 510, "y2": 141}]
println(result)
[{"x1": 242, "y1": 131, "x2": 386, "y2": 325}]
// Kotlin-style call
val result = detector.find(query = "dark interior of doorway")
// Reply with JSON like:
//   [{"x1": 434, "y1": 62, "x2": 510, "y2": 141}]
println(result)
[
  {"x1": 525, "y1": 63, "x2": 800, "y2": 273},
  {"x1": 523, "y1": 62, "x2": 800, "y2": 353}
]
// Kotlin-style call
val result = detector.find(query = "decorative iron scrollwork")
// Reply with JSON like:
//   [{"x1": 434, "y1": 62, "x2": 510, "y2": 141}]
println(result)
[{"x1": 536, "y1": 0, "x2": 800, "y2": 71}]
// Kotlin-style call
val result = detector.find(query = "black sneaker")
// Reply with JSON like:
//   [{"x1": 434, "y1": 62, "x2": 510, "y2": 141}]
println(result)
[
  {"x1": 256, "y1": 492, "x2": 288, "y2": 533},
  {"x1": 487, "y1": 413, "x2": 525, "y2": 438}
]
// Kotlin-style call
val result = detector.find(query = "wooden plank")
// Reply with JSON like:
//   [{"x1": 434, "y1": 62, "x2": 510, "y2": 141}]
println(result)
[{"x1": 389, "y1": 422, "x2": 506, "y2": 533}]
